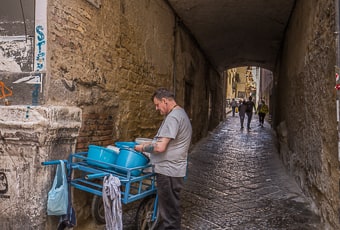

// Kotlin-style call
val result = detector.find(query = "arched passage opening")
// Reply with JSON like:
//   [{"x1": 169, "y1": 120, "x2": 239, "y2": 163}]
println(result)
[{"x1": 225, "y1": 66, "x2": 273, "y2": 122}]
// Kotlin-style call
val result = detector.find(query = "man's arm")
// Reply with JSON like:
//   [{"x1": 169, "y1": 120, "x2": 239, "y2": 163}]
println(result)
[{"x1": 135, "y1": 137, "x2": 171, "y2": 154}]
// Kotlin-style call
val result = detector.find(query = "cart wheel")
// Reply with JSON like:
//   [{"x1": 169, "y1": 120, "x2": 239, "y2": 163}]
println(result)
[
  {"x1": 136, "y1": 195, "x2": 160, "y2": 230},
  {"x1": 91, "y1": 195, "x2": 106, "y2": 224}
]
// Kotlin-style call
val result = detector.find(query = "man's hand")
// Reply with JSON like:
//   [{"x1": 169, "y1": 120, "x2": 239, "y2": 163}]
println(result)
[{"x1": 134, "y1": 137, "x2": 171, "y2": 154}]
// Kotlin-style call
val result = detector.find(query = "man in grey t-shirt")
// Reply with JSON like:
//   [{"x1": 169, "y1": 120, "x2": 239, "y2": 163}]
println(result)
[{"x1": 135, "y1": 87, "x2": 192, "y2": 229}]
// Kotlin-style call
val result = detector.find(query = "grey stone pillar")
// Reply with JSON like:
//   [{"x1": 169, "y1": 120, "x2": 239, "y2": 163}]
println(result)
[{"x1": 0, "y1": 106, "x2": 82, "y2": 230}]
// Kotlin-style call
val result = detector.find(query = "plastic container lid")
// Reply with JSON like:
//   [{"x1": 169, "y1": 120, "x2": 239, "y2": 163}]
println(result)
[{"x1": 135, "y1": 138, "x2": 153, "y2": 144}]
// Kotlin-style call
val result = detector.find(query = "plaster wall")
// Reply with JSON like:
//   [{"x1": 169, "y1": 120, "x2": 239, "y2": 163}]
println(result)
[
  {"x1": 275, "y1": 0, "x2": 339, "y2": 228},
  {"x1": 259, "y1": 69, "x2": 273, "y2": 110},
  {"x1": 236, "y1": 67, "x2": 248, "y2": 99},
  {"x1": 225, "y1": 69, "x2": 235, "y2": 100}
]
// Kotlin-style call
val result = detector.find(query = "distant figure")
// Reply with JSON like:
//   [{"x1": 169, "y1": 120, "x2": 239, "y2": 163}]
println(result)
[
  {"x1": 257, "y1": 100, "x2": 263, "y2": 125},
  {"x1": 257, "y1": 100, "x2": 269, "y2": 127},
  {"x1": 230, "y1": 98, "x2": 237, "y2": 117},
  {"x1": 245, "y1": 96, "x2": 256, "y2": 130},
  {"x1": 238, "y1": 100, "x2": 247, "y2": 129}
]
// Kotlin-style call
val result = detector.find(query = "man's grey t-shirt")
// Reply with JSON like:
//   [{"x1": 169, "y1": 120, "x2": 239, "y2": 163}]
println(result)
[{"x1": 151, "y1": 108, "x2": 192, "y2": 177}]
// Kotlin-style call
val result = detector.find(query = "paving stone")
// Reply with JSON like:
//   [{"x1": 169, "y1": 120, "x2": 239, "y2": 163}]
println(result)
[{"x1": 181, "y1": 114, "x2": 323, "y2": 229}]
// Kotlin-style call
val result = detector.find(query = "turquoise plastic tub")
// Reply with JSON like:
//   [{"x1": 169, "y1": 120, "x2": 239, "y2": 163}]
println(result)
[
  {"x1": 87, "y1": 145, "x2": 118, "y2": 169},
  {"x1": 115, "y1": 148, "x2": 150, "y2": 176},
  {"x1": 115, "y1": 141, "x2": 137, "y2": 149}
]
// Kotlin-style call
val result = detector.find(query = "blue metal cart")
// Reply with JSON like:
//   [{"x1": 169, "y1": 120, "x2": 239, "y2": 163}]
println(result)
[{"x1": 42, "y1": 152, "x2": 159, "y2": 229}]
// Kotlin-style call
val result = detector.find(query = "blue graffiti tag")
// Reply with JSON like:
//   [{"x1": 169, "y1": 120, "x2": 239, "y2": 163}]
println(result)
[
  {"x1": 34, "y1": 25, "x2": 46, "y2": 105},
  {"x1": 35, "y1": 25, "x2": 46, "y2": 71},
  {"x1": 32, "y1": 85, "x2": 40, "y2": 106}
]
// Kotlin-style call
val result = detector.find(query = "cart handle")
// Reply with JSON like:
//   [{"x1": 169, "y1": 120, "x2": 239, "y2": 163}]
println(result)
[
  {"x1": 85, "y1": 172, "x2": 111, "y2": 180},
  {"x1": 41, "y1": 160, "x2": 67, "y2": 166}
]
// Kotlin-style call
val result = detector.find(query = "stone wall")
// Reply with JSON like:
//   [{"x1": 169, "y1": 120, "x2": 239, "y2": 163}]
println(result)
[
  {"x1": 46, "y1": 0, "x2": 223, "y2": 145},
  {"x1": 275, "y1": 0, "x2": 340, "y2": 228},
  {"x1": 0, "y1": 106, "x2": 81, "y2": 229},
  {"x1": 44, "y1": 0, "x2": 224, "y2": 224}
]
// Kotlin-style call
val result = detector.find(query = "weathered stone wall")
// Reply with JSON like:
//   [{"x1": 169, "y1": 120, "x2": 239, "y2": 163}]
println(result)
[
  {"x1": 0, "y1": 106, "x2": 81, "y2": 230},
  {"x1": 44, "y1": 0, "x2": 224, "y2": 225},
  {"x1": 172, "y1": 23, "x2": 223, "y2": 140},
  {"x1": 275, "y1": 0, "x2": 340, "y2": 228},
  {"x1": 46, "y1": 0, "x2": 223, "y2": 145}
]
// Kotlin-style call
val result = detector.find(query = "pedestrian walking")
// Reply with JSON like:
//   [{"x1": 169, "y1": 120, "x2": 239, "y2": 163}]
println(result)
[
  {"x1": 238, "y1": 100, "x2": 247, "y2": 129},
  {"x1": 257, "y1": 100, "x2": 263, "y2": 125},
  {"x1": 245, "y1": 96, "x2": 256, "y2": 130},
  {"x1": 230, "y1": 98, "x2": 237, "y2": 117},
  {"x1": 134, "y1": 87, "x2": 192, "y2": 229},
  {"x1": 257, "y1": 100, "x2": 269, "y2": 127}
]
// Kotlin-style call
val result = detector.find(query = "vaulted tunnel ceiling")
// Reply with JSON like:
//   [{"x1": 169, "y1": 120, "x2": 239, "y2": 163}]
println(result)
[{"x1": 168, "y1": 0, "x2": 296, "y2": 72}]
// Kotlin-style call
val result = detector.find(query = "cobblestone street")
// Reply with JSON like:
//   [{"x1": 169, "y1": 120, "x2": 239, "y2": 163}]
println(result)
[
  {"x1": 180, "y1": 113, "x2": 323, "y2": 229},
  {"x1": 78, "y1": 113, "x2": 323, "y2": 230}
]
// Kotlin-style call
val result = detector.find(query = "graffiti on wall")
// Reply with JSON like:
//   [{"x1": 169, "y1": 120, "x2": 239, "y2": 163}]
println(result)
[
  {"x1": 35, "y1": 0, "x2": 47, "y2": 72},
  {"x1": 30, "y1": 25, "x2": 46, "y2": 105},
  {"x1": 0, "y1": 169, "x2": 10, "y2": 199},
  {"x1": 33, "y1": 0, "x2": 47, "y2": 105},
  {"x1": 35, "y1": 25, "x2": 45, "y2": 71},
  {"x1": 0, "y1": 0, "x2": 45, "y2": 106}
]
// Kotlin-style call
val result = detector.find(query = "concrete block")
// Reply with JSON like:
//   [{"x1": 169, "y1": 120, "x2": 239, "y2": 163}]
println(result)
[{"x1": 0, "y1": 106, "x2": 82, "y2": 229}]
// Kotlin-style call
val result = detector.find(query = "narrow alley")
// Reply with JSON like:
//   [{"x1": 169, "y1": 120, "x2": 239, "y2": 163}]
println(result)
[
  {"x1": 179, "y1": 113, "x2": 323, "y2": 229},
  {"x1": 1, "y1": 1, "x2": 339, "y2": 228}
]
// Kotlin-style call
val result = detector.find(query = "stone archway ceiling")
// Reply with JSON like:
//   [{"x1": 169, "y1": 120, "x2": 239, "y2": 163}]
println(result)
[{"x1": 167, "y1": 0, "x2": 296, "y2": 72}]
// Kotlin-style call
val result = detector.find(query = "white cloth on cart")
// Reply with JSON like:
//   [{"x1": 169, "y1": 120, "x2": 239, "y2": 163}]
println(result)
[{"x1": 102, "y1": 174, "x2": 122, "y2": 230}]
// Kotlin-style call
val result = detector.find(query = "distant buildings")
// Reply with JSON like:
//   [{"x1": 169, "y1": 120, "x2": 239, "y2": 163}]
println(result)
[{"x1": 225, "y1": 66, "x2": 273, "y2": 107}]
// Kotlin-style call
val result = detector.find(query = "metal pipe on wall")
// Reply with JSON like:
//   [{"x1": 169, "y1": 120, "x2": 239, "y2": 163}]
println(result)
[{"x1": 335, "y1": 0, "x2": 340, "y2": 161}]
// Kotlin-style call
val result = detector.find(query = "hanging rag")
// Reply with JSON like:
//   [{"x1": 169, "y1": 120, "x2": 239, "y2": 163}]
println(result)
[{"x1": 102, "y1": 174, "x2": 122, "y2": 230}]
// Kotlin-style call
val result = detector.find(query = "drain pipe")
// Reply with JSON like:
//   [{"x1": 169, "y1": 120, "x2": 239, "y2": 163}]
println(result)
[{"x1": 335, "y1": 0, "x2": 340, "y2": 161}]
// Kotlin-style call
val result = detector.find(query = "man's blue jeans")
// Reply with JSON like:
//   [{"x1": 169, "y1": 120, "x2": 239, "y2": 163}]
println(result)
[{"x1": 232, "y1": 106, "x2": 236, "y2": 116}]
